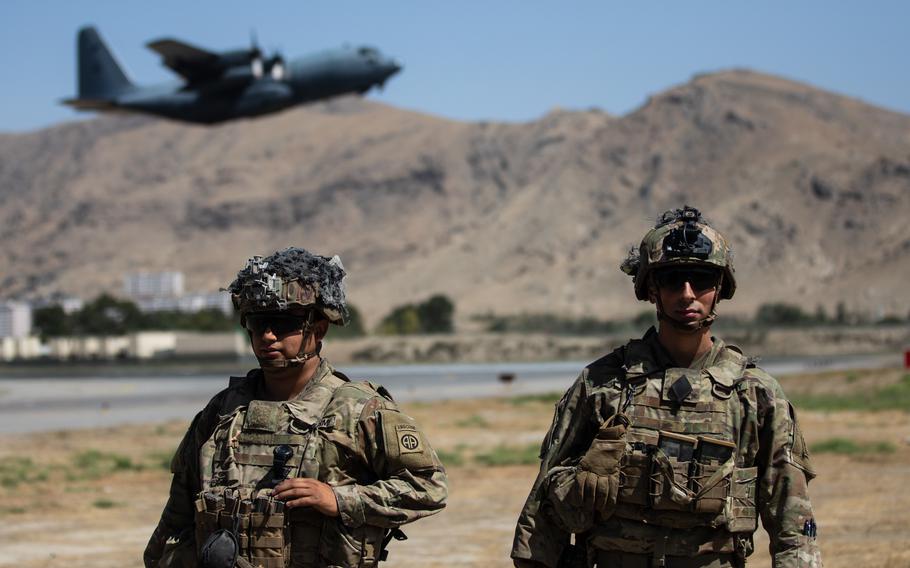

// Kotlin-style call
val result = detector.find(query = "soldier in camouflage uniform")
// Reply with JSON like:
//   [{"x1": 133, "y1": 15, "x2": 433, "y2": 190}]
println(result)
[
  {"x1": 511, "y1": 207, "x2": 821, "y2": 568},
  {"x1": 145, "y1": 247, "x2": 447, "y2": 568}
]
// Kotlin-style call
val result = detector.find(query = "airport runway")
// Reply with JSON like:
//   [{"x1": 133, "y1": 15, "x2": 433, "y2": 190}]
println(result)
[{"x1": 0, "y1": 354, "x2": 900, "y2": 433}]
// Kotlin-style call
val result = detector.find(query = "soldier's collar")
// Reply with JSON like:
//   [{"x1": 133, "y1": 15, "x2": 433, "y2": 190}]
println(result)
[
  {"x1": 689, "y1": 336, "x2": 726, "y2": 370},
  {"x1": 623, "y1": 329, "x2": 728, "y2": 378},
  {"x1": 291, "y1": 358, "x2": 335, "y2": 401}
]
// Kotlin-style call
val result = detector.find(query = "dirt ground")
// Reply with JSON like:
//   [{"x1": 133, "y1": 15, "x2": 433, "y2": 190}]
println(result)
[{"x1": 1, "y1": 368, "x2": 908, "y2": 568}]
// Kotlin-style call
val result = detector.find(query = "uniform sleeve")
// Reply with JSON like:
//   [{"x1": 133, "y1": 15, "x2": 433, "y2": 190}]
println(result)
[
  {"x1": 753, "y1": 377, "x2": 823, "y2": 568},
  {"x1": 143, "y1": 403, "x2": 219, "y2": 568},
  {"x1": 511, "y1": 373, "x2": 595, "y2": 568},
  {"x1": 332, "y1": 397, "x2": 448, "y2": 529}
]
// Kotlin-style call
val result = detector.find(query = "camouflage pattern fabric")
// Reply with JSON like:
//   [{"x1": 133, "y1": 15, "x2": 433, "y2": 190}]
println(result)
[
  {"x1": 145, "y1": 359, "x2": 447, "y2": 568},
  {"x1": 511, "y1": 328, "x2": 821, "y2": 568}
]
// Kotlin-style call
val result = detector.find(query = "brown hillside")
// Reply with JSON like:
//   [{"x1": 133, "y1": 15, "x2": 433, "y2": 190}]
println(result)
[{"x1": 1, "y1": 70, "x2": 908, "y2": 326}]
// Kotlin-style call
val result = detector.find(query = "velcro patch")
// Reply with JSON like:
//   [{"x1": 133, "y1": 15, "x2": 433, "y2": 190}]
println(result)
[
  {"x1": 245, "y1": 400, "x2": 282, "y2": 432},
  {"x1": 379, "y1": 409, "x2": 435, "y2": 472},
  {"x1": 397, "y1": 424, "x2": 423, "y2": 454}
]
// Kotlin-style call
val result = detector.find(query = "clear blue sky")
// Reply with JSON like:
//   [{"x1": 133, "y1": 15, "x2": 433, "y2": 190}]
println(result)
[{"x1": 2, "y1": 0, "x2": 908, "y2": 132}]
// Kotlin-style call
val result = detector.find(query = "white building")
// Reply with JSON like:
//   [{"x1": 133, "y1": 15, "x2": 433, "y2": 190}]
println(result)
[
  {"x1": 123, "y1": 271, "x2": 185, "y2": 299},
  {"x1": 0, "y1": 301, "x2": 32, "y2": 338},
  {"x1": 134, "y1": 291, "x2": 233, "y2": 315},
  {"x1": 178, "y1": 291, "x2": 233, "y2": 315}
]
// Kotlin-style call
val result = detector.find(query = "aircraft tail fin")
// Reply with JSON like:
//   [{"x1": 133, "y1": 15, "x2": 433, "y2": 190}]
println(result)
[{"x1": 76, "y1": 26, "x2": 133, "y2": 99}]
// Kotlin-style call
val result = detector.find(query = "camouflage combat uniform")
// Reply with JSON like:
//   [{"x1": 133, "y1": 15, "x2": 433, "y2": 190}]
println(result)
[
  {"x1": 145, "y1": 358, "x2": 447, "y2": 568},
  {"x1": 511, "y1": 328, "x2": 821, "y2": 568}
]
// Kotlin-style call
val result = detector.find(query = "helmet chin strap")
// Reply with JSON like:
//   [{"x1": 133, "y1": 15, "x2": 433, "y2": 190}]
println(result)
[
  {"x1": 255, "y1": 311, "x2": 322, "y2": 368},
  {"x1": 652, "y1": 272, "x2": 722, "y2": 333}
]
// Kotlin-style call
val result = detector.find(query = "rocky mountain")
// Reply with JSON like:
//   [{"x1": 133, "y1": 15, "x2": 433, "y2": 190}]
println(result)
[{"x1": 1, "y1": 69, "x2": 908, "y2": 327}]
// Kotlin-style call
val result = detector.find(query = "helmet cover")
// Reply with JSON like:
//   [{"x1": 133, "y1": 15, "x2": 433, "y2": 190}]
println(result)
[
  {"x1": 227, "y1": 247, "x2": 349, "y2": 325},
  {"x1": 621, "y1": 206, "x2": 736, "y2": 301}
]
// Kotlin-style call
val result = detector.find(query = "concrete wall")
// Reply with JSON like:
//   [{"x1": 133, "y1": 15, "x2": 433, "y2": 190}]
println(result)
[
  {"x1": 174, "y1": 332, "x2": 246, "y2": 357},
  {"x1": 0, "y1": 336, "x2": 42, "y2": 360},
  {"x1": 131, "y1": 332, "x2": 177, "y2": 359}
]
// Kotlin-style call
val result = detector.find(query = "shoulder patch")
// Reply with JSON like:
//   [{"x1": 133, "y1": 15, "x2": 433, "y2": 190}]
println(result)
[{"x1": 378, "y1": 409, "x2": 435, "y2": 473}]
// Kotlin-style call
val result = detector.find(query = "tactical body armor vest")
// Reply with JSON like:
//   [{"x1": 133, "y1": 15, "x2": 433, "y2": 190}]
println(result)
[
  {"x1": 194, "y1": 370, "x2": 390, "y2": 568},
  {"x1": 585, "y1": 340, "x2": 759, "y2": 559}
]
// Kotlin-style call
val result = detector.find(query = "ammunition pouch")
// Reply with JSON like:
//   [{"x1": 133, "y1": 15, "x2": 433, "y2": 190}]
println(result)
[
  {"x1": 615, "y1": 445, "x2": 757, "y2": 533},
  {"x1": 617, "y1": 447, "x2": 650, "y2": 507},
  {"x1": 195, "y1": 489, "x2": 289, "y2": 568},
  {"x1": 690, "y1": 461, "x2": 727, "y2": 514}
]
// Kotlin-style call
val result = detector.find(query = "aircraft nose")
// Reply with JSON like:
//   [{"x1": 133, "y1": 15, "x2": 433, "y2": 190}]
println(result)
[{"x1": 384, "y1": 58, "x2": 402, "y2": 79}]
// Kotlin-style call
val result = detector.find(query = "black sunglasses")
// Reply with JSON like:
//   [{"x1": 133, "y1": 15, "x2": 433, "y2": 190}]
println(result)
[
  {"x1": 244, "y1": 313, "x2": 307, "y2": 336},
  {"x1": 654, "y1": 268, "x2": 721, "y2": 293}
]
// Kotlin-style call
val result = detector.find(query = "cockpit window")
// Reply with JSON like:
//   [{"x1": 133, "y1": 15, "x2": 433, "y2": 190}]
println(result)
[{"x1": 358, "y1": 46, "x2": 378, "y2": 57}]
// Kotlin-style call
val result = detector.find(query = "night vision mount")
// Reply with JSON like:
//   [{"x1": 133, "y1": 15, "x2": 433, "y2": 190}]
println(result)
[{"x1": 660, "y1": 206, "x2": 713, "y2": 260}]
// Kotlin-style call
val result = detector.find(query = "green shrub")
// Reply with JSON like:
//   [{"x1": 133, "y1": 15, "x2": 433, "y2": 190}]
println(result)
[
  {"x1": 377, "y1": 295, "x2": 455, "y2": 335},
  {"x1": 792, "y1": 375, "x2": 910, "y2": 412},
  {"x1": 70, "y1": 450, "x2": 141, "y2": 479},
  {"x1": 32, "y1": 294, "x2": 240, "y2": 337},
  {"x1": 454, "y1": 414, "x2": 490, "y2": 428},
  {"x1": 474, "y1": 312, "x2": 621, "y2": 335},
  {"x1": 810, "y1": 438, "x2": 896, "y2": 455},
  {"x1": 754, "y1": 303, "x2": 814, "y2": 326},
  {"x1": 475, "y1": 444, "x2": 541, "y2": 466},
  {"x1": 148, "y1": 450, "x2": 176, "y2": 471},
  {"x1": 0, "y1": 457, "x2": 40, "y2": 489},
  {"x1": 92, "y1": 498, "x2": 118, "y2": 509},
  {"x1": 436, "y1": 449, "x2": 465, "y2": 467},
  {"x1": 509, "y1": 392, "x2": 563, "y2": 406},
  {"x1": 418, "y1": 295, "x2": 455, "y2": 333}
]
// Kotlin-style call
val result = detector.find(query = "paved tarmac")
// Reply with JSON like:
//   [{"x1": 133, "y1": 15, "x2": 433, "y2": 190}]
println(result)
[{"x1": 0, "y1": 354, "x2": 899, "y2": 433}]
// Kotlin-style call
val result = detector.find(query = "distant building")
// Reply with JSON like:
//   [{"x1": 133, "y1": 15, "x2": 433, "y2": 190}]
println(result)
[
  {"x1": 178, "y1": 291, "x2": 234, "y2": 315},
  {"x1": 0, "y1": 301, "x2": 33, "y2": 338},
  {"x1": 135, "y1": 291, "x2": 233, "y2": 315},
  {"x1": 123, "y1": 271, "x2": 185, "y2": 299}
]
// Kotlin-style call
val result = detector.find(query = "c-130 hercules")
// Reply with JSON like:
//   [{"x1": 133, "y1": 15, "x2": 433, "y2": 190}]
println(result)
[{"x1": 63, "y1": 26, "x2": 402, "y2": 124}]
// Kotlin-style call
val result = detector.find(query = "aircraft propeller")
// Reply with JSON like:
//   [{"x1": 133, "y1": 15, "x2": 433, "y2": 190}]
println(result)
[{"x1": 249, "y1": 30, "x2": 285, "y2": 79}]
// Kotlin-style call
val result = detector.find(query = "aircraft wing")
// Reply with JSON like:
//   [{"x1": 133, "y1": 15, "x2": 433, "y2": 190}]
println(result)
[{"x1": 146, "y1": 38, "x2": 221, "y2": 83}]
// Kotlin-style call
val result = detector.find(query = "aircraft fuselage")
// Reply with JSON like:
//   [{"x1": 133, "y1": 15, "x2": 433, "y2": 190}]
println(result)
[
  {"x1": 114, "y1": 48, "x2": 400, "y2": 124},
  {"x1": 64, "y1": 27, "x2": 401, "y2": 125}
]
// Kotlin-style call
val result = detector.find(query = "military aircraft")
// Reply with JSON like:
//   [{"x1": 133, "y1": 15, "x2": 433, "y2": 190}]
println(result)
[{"x1": 63, "y1": 26, "x2": 402, "y2": 124}]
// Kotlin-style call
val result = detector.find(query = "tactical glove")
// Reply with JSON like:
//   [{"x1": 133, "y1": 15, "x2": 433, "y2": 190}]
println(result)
[{"x1": 569, "y1": 416, "x2": 628, "y2": 514}]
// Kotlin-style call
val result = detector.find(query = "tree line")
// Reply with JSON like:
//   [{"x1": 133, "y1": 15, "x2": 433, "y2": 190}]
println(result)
[
  {"x1": 31, "y1": 294, "x2": 903, "y2": 340},
  {"x1": 31, "y1": 293, "x2": 456, "y2": 339}
]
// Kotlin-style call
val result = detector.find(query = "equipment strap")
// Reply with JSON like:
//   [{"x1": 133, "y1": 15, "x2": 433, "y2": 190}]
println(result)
[
  {"x1": 379, "y1": 527, "x2": 408, "y2": 562},
  {"x1": 237, "y1": 432, "x2": 308, "y2": 445}
]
